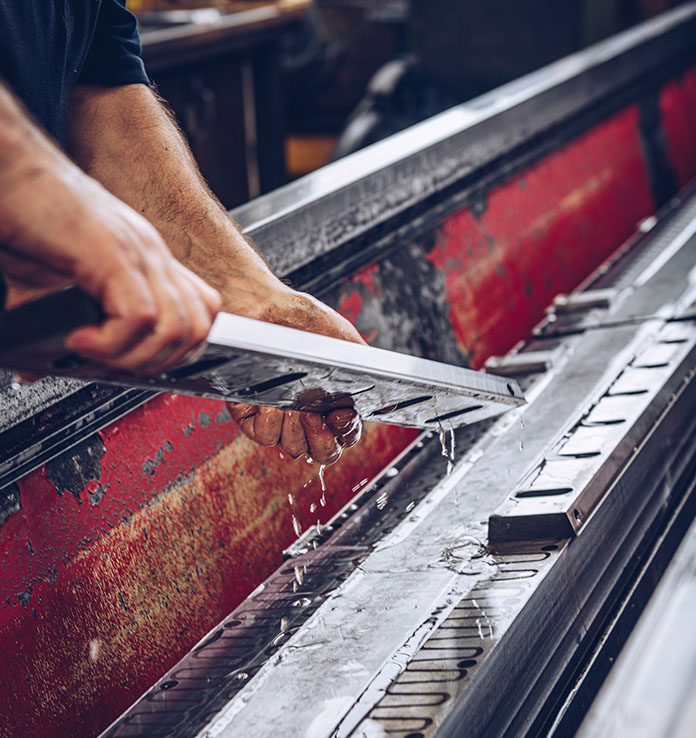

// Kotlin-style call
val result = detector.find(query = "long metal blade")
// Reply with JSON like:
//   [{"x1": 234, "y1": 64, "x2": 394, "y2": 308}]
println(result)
[{"x1": 0, "y1": 288, "x2": 524, "y2": 429}]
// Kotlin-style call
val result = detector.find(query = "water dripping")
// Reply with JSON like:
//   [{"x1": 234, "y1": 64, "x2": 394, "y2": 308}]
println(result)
[
  {"x1": 439, "y1": 426, "x2": 448, "y2": 458},
  {"x1": 292, "y1": 597, "x2": 312, "y2": 608},
  {"x1": 318, "y1": 464, "x2": 327, "y2": 507},
  {"x1": 294, "y1": 565, "x2": 304, "y2": 587},
  {"x1": 292, "y1": 515, "x2": 302, "y2": 537},
  {"x1": 351, "y1": 478, "x2": 369, "y2": 493},
  {"x1": 439, "y1": 424, "x2": 455, "y2": 475}
]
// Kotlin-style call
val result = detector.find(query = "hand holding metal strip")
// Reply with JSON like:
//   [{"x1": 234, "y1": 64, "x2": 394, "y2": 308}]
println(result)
[{"x1": 0, "y1": 287, "x2": 524, "y2": 430}]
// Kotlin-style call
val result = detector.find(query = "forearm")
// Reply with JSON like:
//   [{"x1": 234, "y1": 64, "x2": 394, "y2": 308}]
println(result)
[
  {"x1": 66, "y1": 83, "x2": 287, "y2": 317},
  {"x1": 0, "y1": 83, "x2": 82, "y2": 244}
]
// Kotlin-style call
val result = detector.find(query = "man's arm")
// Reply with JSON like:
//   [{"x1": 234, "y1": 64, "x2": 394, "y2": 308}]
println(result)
[
  {"x1": 0, "y1": 82, "x2": 220, "y2": 372},
  {"x1": 66, "y1": 83, "x2": 363, "y2": 464}
]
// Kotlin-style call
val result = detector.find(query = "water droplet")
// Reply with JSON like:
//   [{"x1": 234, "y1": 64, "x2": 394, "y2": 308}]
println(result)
[
  {"x1": 309, "y1": 502, "x2": 317, "y2": 513},
  {"x1": 292, "y1": 597, "x2": 312, "y2": 607},
  {"x1": 520, "y1": 417, "x2": 525, "y2": 431},
  {"x1": 235, "y1": 671, "x2": 249, "y2": 681},
  {"x1": 386, "y1": 467, "x2": 398, "y2": 477},
  {"x1": 293, "y1": 565, "x2": 304, "y2": 586},
  {"x1": 287, "y1": 493, "x2": 294, "y2": 506},
  {"x1": 292, "y1": 515, "x2": 302, "y2": 537},
  {"x1": 439, "y1": 427, "x2": 448, "y2": 458},
  {"x1": 351, "y1": 478, "x2": 369, "y2": 493},
  {"x1": 88, "y1": 638, "x2": 101, "y2": 662},
  {"x1": 519, "y1": 440, "x2": 524, "y2": 451}
]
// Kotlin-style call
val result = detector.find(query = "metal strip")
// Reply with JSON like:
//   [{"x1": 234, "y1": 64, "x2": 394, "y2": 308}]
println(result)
[{"x1": 0, "y1": 302, "x2": 524, "y2": 431}]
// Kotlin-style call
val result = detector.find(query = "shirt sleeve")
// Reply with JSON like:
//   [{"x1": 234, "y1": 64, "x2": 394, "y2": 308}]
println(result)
[{"x1": 79, "y1": 0, "x2": 149, "y2": 86}]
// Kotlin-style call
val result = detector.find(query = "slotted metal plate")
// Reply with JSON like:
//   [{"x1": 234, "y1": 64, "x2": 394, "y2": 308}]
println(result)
[{"x1": 0, "y1": 288, "x2": 524, "y2": 430}]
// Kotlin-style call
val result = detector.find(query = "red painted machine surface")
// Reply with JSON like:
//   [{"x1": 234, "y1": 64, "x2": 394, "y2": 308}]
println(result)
[{"x1": 2, "y1": 64, "x2": 696, "y2": 738}]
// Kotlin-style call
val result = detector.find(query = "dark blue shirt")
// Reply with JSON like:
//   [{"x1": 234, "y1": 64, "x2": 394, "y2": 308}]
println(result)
[{"x1": 0, "y1": 0, "x2": 149, "y2": 147}]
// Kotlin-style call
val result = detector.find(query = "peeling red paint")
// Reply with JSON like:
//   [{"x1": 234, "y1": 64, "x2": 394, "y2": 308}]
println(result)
[
  {"x1": 0, "y1": 390, "x2": 415, "y2": 737},
  {"x1": 429, "y1": 105, "x2": 655, "y2": 367},
  {"x1": 337, "y1": 288, "x2": 365, "y2": 325},
  {"x1": 354, "y1": 263, "x2": 382, "y2": 296}
]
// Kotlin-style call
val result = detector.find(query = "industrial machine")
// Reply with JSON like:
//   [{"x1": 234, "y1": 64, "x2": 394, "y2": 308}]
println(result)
[{"x1": 2, "y1": 5, "x2": 696, "y2": 737}]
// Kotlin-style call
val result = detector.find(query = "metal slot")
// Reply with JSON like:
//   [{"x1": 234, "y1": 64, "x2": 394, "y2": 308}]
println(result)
[
  {"x1": 516, "y1": 488, "x2": 574, "y2": 499},
  {"x1": 237, "y1": 372, "x2": 308, "y2": 397},
  {"x1": 631, "y1": 342, "x2": 679, "y2": 368},
  {"x1": 425, "y1": 405, "x2": 484, "y2": 424},
  {"x1": 557, "y1": 424, "x2": 617, "y2": 458},
  {"x1": 370, "y1": 395, "x2": 433, "y2": 416}
]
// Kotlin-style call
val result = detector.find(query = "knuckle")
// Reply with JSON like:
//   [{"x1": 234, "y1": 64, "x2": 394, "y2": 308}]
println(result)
[{"x1": 131, "y1": 308, "x2": 157, "y2": 333}]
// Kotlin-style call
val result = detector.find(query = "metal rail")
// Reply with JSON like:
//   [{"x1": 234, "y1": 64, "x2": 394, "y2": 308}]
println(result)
[{"x1": 98, "y1": 171, "x2": 696, "y2": 738}]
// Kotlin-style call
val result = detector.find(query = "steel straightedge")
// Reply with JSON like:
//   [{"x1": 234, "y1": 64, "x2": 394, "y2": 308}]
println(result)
[
  {"x1": 0, "y1": 292, "x2": 524, "y2": 429},
  {"x1": 99, "y1": 197, "x2": 696, "y2": 737}
]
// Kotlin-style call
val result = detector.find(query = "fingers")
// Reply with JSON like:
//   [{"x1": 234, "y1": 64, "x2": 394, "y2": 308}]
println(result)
[
  {"x1": 326, "y1": 408, "x2": 362, "y2": 449},
  {"x1": 300, "y1": 412, "x2": 343, "y2": 465},
  {"x1": 251, "y1": 406, "x2": 284, "y2": 447},
  {"x1": 228, "y1": 403, "x2": 284, "y2": 448},
  {"x1": 228, "y1": 403, "x2": 358, "y2": 465},
  {"x1": 228, "y1": 402, "x2": 258, "y2": 439},
  {"x1": 67, "y1": 246, "x2": 220, "y2": 374},
  {"x1": 278, "y1": 411, "x2": 308, "y2": 459}
]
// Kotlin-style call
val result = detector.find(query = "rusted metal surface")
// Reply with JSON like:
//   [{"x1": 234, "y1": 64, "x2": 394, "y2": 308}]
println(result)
[
  {"x1": 0, "y1": 392, "x2": 415, "y2": 738},
  {"x1": 330, "y1": 105, "x2": 654, "y2": 369}
]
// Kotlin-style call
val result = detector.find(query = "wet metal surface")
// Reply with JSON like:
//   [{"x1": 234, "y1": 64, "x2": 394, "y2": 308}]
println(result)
[
  {"x1": 0, "y1": 302, "x2": 523, "y2": 430},
  {"x1": 100, "y1": 194, "x2": 696, "y2": 738},
  {"x1": 3, "y1": 9, "x2": 696, "y2": 736}
]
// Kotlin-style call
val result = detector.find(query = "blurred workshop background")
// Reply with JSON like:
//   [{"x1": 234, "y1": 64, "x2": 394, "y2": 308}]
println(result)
[{"x1": 127, "y1": 0, "x2": 688, "y2": 209}]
